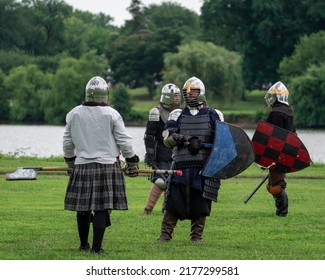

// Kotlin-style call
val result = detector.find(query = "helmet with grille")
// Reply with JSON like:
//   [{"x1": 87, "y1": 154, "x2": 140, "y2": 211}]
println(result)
[
  {"x1": 182, "y1": 76, "x2": 206, "y2": 107},
  {"x1": 160, "y1": 83, "x2": 181, "y2": 109}
]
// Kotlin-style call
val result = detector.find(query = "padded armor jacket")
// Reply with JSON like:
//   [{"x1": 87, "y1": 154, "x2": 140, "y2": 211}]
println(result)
[
  {"x1": 165, "y1": 106, "x2": 222, "y2": 189},
  {"x1": 267, "y1": 102, "x2": 296, "y2": 133},
  {"x1": 166, "y1": 107, "x2": 222, "y2": 168},
  {"x1": 144, "y1": 105, "x2": 173, "y2": 162}
]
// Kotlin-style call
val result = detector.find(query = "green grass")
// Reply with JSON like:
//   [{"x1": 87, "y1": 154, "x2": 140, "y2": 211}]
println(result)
[
  {"x1": 0, "y1": 155, "x2": 324, "y2": 260},
  {"x1": 130, "y1": 88, "x2": 158, "y2": 116}
]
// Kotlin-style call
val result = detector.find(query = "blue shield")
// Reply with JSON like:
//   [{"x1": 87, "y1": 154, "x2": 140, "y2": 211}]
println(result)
[{"x1": 202, "y1": 121, "x2": 255, "y2": 179}]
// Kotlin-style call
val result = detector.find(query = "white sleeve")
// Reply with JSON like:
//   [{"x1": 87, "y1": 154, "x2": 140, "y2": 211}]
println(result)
[
  {"x1": 62, "y1": 110, "x2": 76, "y2": 158},
  {"x1": 111, "y1": 109, "x2": 136, "y2": 159}
]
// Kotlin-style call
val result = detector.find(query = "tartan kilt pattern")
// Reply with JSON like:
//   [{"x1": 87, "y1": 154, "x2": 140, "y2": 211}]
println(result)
[{"x1": 64, "y1": 162, "x2": 128, "y2": 211}]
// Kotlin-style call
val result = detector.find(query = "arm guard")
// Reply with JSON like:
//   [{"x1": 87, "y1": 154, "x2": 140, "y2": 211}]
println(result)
[
  {"x1": 144, "y1": 134, "x2": 156, "y2": 166},
  {"x1": 144, "y1": 107, "x2": 160, "y2": 166}
]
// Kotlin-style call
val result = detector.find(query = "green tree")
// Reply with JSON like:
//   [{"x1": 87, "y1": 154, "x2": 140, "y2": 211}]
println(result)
[
  {"x1": 290, "y1": 63, "x2": 325, "y2": 127},
  {"x1": 43, "y1": 51, "x2": 108, "y2": 124},
  {"x1": 21, "y1": 0, "x2": 72, "y2": 55},
  {"x1": 107, "y1": 29, "x2": 181, "y2": 97},
  {"x1": 144, "y1": 2, "x2": 200, "y2": 42},
  {"x1": 110, "y1": 83, "x2": 133, "y2": 120},
  {"x1": 279, "y1": 31, "x2": 325, "y2": 81},
  {"x1": 3, "y1": 64, "x2": 48, "y2": 122},
  {"x1": 72, "y1": 10, "x2": 114, "y2": 27},
  {"x1": 63, "y1": 16, "x2": 88, "y2": 58},
  {"x1": 201, "y1": 0, "x2": 325, "y2": 88},
  {"x1": 43, "y1": 66, "x2": 80, "y2": 124},
  {"x1": 163, "y1": 41, "x2": 245, "y2": 104},
  {"x1": 0, "y1": 0, "x2": 29, "y2": 50},
  {"x1": 278, "y1": 31, "x2": 325, "y2": 127},
  {"x1": 0, "y1": 49, "x2": 33, "y2": 74},
  {"x1": 122, "y1": 0, "x2": 147, "y2": 35},
  {"x1": 0, "y1": 69, "x2": 10, "y2": 120},
  {"x1": 69, "y1": 10, "x2": 118, "y2": 56},
  {"x1": 110, "y1": 1, "x2": 200, "y2": 96}
]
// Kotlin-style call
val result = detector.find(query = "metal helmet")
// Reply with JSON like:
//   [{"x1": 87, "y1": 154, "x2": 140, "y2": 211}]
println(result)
[
  {"x1": 85, "y1": 76, "x2": 109, "y2": 104},
  {"x1": 160, "y1": 83, "x2": 181, "y2": 108},
  {"x1": 264, "y1": 81, "x2": 289, "y2": 108},
  {"x1": 182, "y1": 76, "x2": 206, "y2": 107}
]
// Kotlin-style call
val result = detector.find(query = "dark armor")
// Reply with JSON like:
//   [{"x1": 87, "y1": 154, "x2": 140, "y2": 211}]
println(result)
[{"x1": 173, "y1": 113, "x2": 213, "y2": 169}]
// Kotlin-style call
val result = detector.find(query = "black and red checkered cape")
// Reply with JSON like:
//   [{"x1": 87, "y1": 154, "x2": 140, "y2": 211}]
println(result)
[{"x1": 252, "y1": 120, "x2": 311, "y2": 173}]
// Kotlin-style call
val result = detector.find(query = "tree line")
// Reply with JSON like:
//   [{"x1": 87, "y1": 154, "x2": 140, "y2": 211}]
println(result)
[{"x1": 0, "y1": 0, "x2": 324, "y2": 126}]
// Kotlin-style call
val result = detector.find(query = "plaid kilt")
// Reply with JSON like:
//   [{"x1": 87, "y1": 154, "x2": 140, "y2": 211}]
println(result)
[{"x1": 64, "y1": 162, "x2": 128, "y2": 211}]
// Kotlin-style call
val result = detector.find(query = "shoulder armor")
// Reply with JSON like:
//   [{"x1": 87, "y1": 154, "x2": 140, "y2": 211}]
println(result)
[
  {"x1": 214, "y1": 109, "x2": 224, "y2": 122},
  {"x1": 148, "y1": 107, "x2": 160, "y2": 121},
  {"x1": 168, "y1": 109, "x2": 182, "y2": 121}
]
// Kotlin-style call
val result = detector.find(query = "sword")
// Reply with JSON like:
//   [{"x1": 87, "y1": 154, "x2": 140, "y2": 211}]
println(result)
[
  {"x1": 243, "y1": 163, "x2": 275, "y2": 204},
  {"x1": 243, "y1": 174, "x2": 269, "y2": 204}
]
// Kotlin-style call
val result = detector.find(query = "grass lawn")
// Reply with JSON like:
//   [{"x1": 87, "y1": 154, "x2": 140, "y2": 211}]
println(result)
[{"x1": 0, "y1": 155, "x2": 324, "y2": 260}]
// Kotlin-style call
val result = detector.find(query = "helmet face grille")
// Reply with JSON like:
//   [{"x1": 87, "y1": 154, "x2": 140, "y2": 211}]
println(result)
[
  {"x1": 182, "y1": 77, "x2": 205, "y2": 107},
  {"x1": 160, "y1": 83, "x2": 181, "y2": 107},
  {"x1": 183, "y1": 89, "x2": 201, "y2": 107}
]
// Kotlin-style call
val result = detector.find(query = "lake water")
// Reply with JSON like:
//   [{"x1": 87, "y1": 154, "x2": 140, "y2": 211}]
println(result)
[{"x1": 0, "y1": 124, "x2": 324, "y2": 163}]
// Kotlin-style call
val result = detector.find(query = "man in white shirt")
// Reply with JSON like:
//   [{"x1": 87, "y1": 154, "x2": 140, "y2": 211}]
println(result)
[{"x1": 63, "y1": 76, "x2": 139, "y2": 254}]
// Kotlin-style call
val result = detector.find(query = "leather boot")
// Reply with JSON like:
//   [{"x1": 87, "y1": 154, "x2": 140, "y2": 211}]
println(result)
[
  {"x1": 157, "y1": 211, "x2": 178, "y2": 242},
  {"x1": 190, "y1": 216, "x2": 206, "y2": 243},
  {"x1": 274, "y1": 189, "x2": 288, "y2": 216},
  {"x1": 143, "y1": 185, "x2": 164, "y2": 215}
]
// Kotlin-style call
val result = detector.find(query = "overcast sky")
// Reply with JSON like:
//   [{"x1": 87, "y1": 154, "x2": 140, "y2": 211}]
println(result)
[{"x1": 64, "y1": 0, "x2": 203, "y2": 26}]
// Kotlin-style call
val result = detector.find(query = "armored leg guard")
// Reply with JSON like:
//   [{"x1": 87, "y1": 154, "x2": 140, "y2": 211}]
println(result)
[
  {"x1": 77, "y1": 211, "x2": 91, "y2": 250},
  {"x1": 268, "y1": 172, "x2": 288, "y2": 217},
  {"x1": 267, "y1": 184, "x2": 283, "y2": 196},
  {"x1": 190, "y1": 216, "x2": 206, "y2": 243},
  {"x1": 274, "y1": 189, "x2": 288, "y2": 216},
  {"x1": 143, "y1": 185, "x2": 164, "y2": 215},
  {"x1": 157, "y1": 211, "x2": 178, "y2": 242},
  {"x1": 202, "y1": 178, "x2": 220, "y2": 202}
]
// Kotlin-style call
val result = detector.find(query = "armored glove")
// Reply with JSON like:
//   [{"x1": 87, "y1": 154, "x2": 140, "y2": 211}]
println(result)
[
  {"x1": 171, "y1": 133, "x2": 186, "y2": 145},
  {"x1": 185, "y1": 136, "x2": 202, "y2": 155},
  {"x1": 125, "y1": 155, "x2": 140, "y2": 177},
  {"x1": 144, "y1": 152, "x2": 156, "y2": 167}
]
